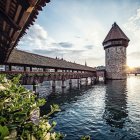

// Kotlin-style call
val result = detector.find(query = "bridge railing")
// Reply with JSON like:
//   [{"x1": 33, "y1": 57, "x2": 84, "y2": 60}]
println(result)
[{"x1": 0, "y1": 71, "x2": 96, "y2": 84}]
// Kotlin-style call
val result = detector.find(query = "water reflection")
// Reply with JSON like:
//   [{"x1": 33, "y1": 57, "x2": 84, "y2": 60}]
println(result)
[
  {"x1": 40, "y1": 85, "x2": 93, "y2": 115},
  {"x1": 103, "y1": 80, "x2": 128, "y2": 128}
]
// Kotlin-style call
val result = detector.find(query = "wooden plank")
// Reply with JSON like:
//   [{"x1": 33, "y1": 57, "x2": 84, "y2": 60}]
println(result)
[
  {"x1": 0, "y1": 8, "x2": 21, "y2": 30},
  {"x1": 9, "y1": 5, "x2": 22, "y2": 37},
  {"x1": 2, "y1": 0, "x2": 11, "y2": 41},
  {"x1": 11, "y1": 0, "x2": 38, "y2": 44},
  {"x1": 0, "y1": 29, "x2": 12, "y2": 41},
  {"x1": 16, "y1": 0, "x2": 30, "y2": 10}
]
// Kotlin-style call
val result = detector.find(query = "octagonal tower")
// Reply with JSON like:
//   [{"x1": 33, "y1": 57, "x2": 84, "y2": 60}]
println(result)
[{"x1": 103, "y1": 22, "x2": 130, "y2": 80}]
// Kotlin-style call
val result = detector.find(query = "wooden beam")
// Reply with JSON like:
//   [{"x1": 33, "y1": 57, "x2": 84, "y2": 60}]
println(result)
[
  {"x1": 16, "y1": 0, "x2": 30, "y2": 10},
  {"x1": 0, "y1": 8, "x2": 21, "y2": 30},
  {"x1": 0, "y1": 29, "x2": 12, "y2": 42},
  {"x1": 9, "y1": 5, "x2": 22, "y2": 38},
  {"x1": 2, "y1": 0, "x2": 11, "y2": 40}
]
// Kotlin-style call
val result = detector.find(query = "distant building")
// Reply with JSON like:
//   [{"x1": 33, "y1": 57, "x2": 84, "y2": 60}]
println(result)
[
  {"x1": 96, "y1": 66, "x2": 105, "y2": 71},
  {"x1": 103, "y1": 22, "x2": 130, "y2": 80}
]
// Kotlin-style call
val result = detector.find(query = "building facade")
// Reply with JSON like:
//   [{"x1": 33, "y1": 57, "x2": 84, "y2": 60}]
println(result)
[{"x1": 103, "y1": 22, "x2": 130, "y2": 80}]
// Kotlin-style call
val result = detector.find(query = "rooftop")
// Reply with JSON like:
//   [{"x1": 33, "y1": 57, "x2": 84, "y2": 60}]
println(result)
[
  {"x1": 7, "y1": 49, "x2": 95, "y2": 72},
  {"x1": 0, "y1": 0, "x2": 50, "y2": 63},
  {"x1": 103, "y1": 22, "x2": 130, "y2": 44}
]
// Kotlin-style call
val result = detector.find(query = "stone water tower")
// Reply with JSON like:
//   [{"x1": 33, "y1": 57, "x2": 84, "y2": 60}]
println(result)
[{"x1": 103, "y1": 22, "x2": 130, "y2": 80}]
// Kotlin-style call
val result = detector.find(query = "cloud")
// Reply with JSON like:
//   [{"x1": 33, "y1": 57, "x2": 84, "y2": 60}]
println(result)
[
  {"x1": 58, "y1": 42, "x2": 73, "y2": 48},
  {"x1": 84, "y1": 45, "x2": 94, "y2": 49},
  {"x1": 128, "y1": 52, "x2": 140, "y2": 59},
  {"x1": 127, "y1": 52, "x2": 140, "y2": 67},
  {"x1": 19, "y1": 24, "x2": 55, "y2": 50},
  {"x1": 123, "y1": 7, "x2": 140, "y2": 66},
  {"x1": 123, "y1": 7, "x2": 140, "y2": 53},
  {"x1": 33, "y1": 49, "x2": 84, "y2": 57}
]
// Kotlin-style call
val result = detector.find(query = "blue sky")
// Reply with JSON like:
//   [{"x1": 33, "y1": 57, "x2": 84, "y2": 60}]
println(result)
[{"x1": 19, "y1": 0, "x2": 140, "y2": 67}]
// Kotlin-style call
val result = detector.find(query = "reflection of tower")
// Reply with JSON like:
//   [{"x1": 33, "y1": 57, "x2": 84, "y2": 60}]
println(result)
[
  {"x1": 103, "y1": 22, "x2": 130, "y2": 79},
  {"x1": 103, "y1": 80, "x2": 128, "y2": 128}
]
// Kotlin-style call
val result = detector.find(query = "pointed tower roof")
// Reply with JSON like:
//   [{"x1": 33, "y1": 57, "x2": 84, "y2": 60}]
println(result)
[{"x1": 103, "y1": 22, "x2": 130, "y2": 44}]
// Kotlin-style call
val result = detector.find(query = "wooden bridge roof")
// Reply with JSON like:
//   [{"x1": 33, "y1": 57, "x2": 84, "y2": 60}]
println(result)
[
  {"x1": 0, "y1": 0, "x2": 50, "y2": 63},
  {"x1": 7, "y1": 49, "x2": 95, "y2": 72}
]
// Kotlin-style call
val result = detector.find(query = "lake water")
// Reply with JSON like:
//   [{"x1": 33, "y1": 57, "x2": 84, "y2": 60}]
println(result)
[{"x1": 40, "y1": 76, "x2": 140, "y2": 140}]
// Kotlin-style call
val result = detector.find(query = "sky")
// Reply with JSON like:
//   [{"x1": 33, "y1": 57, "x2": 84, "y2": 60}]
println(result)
[{"x1": 19, "y1": 0, "x2": 140, "y2": 67}]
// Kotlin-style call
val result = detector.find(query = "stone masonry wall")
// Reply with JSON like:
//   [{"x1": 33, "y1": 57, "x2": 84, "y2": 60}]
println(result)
[{"x1": 105, "y1": 46, "x2": 126, "y2": 79}]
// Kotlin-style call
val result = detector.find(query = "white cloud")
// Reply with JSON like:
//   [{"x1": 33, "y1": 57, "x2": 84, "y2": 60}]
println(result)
[
  {"x1": 19, "y1": 5, "x2": 140, "y2": 67},
  {"x1": 19, "y1": 22, "x2": 105, "y2": 67},
  {"x1": 19, "y1": 24, "x2": 55, "y2": 50},
  {"x1": 123, "y1": 7, "x2": 140, "y2": 66},
  {"x1": 123, "y1": 8, "x2": 140, "y2": 52}
]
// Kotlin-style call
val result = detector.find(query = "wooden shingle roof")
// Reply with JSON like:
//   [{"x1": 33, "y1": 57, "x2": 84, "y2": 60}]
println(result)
[
  {"x1": 103, "y1": 22, "x2": 130, "y2": 44},
  {"x1": 0, "y1": 0, "x2": 50, "y2": 63},
  {"x1": 7, "y1": 49, "x2": 96, "y2": 72}
]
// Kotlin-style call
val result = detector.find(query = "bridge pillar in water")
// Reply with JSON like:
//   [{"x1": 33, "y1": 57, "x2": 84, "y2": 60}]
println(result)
[
  {"x1": 77, "y1": 79, "x2": 80, "y2": 87},
  {"x1": 85, "y1": 78, "x2": 88, "y2": 86},
  {"x1": 80, "y1": 79, "x2": 82, "y2": 86},
  {"x1": 33, "y1": 80, "x2": 37, "y2": 93},
  {"x1": 52, "y1": 80, "x2": 56, "y2": 91},
  {"x1": 69, "y1": 79, "x2": 72, "y2": 89},
  {"x1": 62, "y1": 80, "x2": 65, "y2": 89},
  {"x1": 91, "y1": 77, "x2": 95, "y2": 85}
]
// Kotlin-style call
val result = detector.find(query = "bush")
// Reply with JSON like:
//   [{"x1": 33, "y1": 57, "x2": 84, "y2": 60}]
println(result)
[{"x1": 0, "y1": 74, "x2": 63, "y2": 140}]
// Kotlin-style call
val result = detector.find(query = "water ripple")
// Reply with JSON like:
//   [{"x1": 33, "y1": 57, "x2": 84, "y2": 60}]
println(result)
[{"x1": 40, "y1": 76, "x2": 140, "y2": 140}]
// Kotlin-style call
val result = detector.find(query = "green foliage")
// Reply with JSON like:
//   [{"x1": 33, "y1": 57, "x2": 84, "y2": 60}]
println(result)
[
  {"x1": 0, "y1": 74, "x2": 63, "y2": 140},
  {"x1": 81, "y1": 135, "x2": 91, "y2": 140}
]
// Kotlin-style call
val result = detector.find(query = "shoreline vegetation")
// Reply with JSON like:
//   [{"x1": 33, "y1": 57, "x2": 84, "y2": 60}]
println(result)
[
  {"x1": 0, "y1": 74, "x2": 63, "y2": 140},
  {"x1": 0, "y1": 74, "x2": 90, "y2": 140}
]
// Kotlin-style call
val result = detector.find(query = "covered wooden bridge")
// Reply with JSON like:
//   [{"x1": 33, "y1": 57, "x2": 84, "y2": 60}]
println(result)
[
  {"x1": 0, "y1": 49, "x2": 96, "y2": 87},
  {"x1": 0, "y1": 0, "x2": 97, "y2": 89}
]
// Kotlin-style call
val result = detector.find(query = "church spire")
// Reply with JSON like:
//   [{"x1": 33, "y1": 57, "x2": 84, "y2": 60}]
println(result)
[{"x1": 85, "y1": 61, "x2": 87, "y2": 66}]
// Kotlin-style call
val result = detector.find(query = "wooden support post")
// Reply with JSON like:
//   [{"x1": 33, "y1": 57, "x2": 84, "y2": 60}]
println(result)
[
  {"x1": 77, "y1": 79, "x2": 80, "y2": 88},
  {"x1": 33, "y1": 80, "x2": 38, "y2": 93},
  {"x1": 95, "y1": 76, "x2": 98, "y2": 83},
  {"x1": 69, "y1": 79, "x2": 72, "y2": 89},
  {"x1": 43, "y1": 68, "x2": 46, "y2": 72},
  {"x1": 33, "y1": 84, "x2": 37, "y2": 93},
  {"x1": 52, "y1": 80, "x2": 56, "y2": 91},
  {"x1": 90, "y1": 77, "x2": 93, "y2": 85},
  {"x1": 30, "y1": 67, "x2": 32, "y2": 72},
  {"x1": 86, "y1": 78, "x2": 88, "y2": 86},
  {"x1": 80, "y1": 79, "x2": 82, "y2": 86},
  {"x1": 9, "y1": 65, "x2": 12, "y2": 71},
  {"x1": 91, "y1": 77, "x2": 95, "y2": 85},
  {"x1": 24, "y1": 66, "x2": 26, "y2": 72},
  {"x1": 62, "y1": 80, "x2": 65, "y2": 89},
  {"x1": 0, "y1": 9, "x2": 21, "y2": 30},
  {"x1": 5, "y1": 65, "x2": 11, "y2": 71}
]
